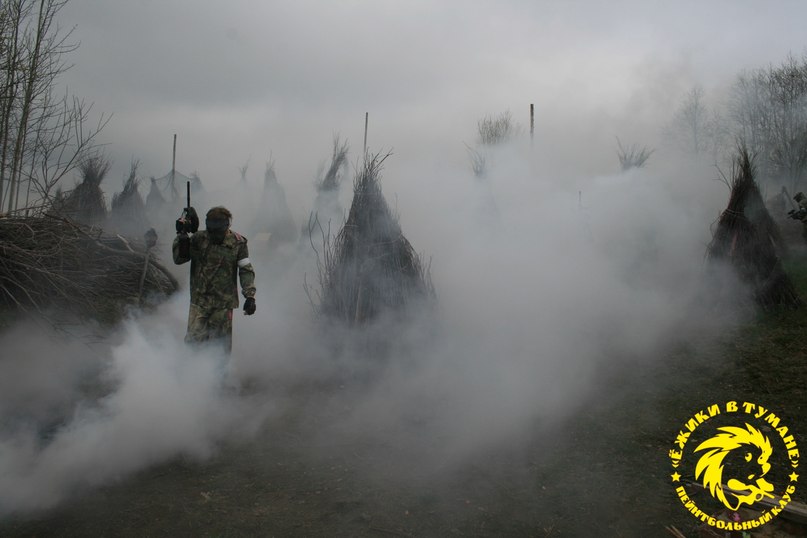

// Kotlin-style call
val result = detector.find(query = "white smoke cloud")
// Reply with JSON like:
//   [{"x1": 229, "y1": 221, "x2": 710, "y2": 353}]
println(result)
[
  {"x1": 0, "y1": 122, "x2": 748, "y2": 520},
  {"x1": 2, "y1": 1, "x2": 799, "y2": 529},
  {"x1": 0, "y1": 299, "x2": 271, "y2": 515}
]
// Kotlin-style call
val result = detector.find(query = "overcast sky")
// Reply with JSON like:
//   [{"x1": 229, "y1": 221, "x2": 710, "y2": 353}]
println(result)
[{"x1": 58, "y1": 0, "x2": 807, "y2": 211}]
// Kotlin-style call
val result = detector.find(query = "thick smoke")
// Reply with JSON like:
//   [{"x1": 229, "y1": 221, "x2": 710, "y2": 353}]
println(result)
[
  {"x1": 0, "y1": 132, "x2": 744, "y2": 518},
  {"x1": 235, "y1": 144, "x2": 738, "y2": 468},
  {"x1": 0, "y1": 300, "x2": 269, "y2": 515}
]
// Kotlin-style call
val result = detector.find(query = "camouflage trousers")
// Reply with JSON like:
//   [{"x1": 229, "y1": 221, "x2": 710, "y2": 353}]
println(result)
[{"x1": 185, "y1": 303, "x2": 233, "y2": 354}]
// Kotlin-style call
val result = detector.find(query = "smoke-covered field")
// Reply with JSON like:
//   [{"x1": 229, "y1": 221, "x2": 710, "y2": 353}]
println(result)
[
  {"x1": 2, "y1": 2, "x2": 807, "y2": 536},
  {"x1": 2, "y1": 139, "x2": 785, "y2": 536}
]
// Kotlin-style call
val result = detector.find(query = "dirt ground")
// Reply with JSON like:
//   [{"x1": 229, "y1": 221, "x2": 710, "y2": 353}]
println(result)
[{"x1": 1, "y1": 253, "x2": 806, "y2": 537}]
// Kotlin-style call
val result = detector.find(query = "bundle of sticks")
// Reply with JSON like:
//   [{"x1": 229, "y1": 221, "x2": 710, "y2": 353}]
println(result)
[{"x1": 0, "y1": 215, "x2": 178, "y2": 324}]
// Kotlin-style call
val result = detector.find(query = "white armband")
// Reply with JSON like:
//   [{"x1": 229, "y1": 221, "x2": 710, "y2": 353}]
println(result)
[{"x1": 237, "y1": 257, "x2": 252, "y2": 268}]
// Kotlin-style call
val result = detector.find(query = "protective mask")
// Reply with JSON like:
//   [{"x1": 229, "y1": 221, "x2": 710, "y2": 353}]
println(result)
[{"x1": 206, "y1": 218, "x2": 229, "y2": 244}]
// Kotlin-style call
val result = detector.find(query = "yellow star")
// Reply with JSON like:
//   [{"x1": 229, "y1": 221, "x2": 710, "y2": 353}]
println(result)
[
  {"x1": 790, "y1": 472, "x2": 799, "y2": 482},
  {"x1": 671, "y1": 472, "x2": 681, "y2": 482}
]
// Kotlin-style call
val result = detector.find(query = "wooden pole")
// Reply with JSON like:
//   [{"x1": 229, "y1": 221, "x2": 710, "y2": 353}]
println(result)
[
  {"x1": 363, "y1": 112, "x2": 369, "y2": 155},
  {"x1": 171, "y1": 133, "x2": 177, "y2": 200},
  {"x1": 137, "y1": 248, "x2": 151, "y2": 305}
]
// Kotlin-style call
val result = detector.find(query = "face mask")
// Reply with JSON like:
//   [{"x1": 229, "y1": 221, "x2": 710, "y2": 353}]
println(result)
[{"x1": 206, "y1": 218, "x2": 229, "y2": 243}]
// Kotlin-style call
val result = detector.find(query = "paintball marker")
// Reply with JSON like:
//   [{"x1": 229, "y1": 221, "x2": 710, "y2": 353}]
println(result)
[
  {"x1": 175, "y1": 181, "x2": 198, "y2": 259},
  {"x1": 175, "y1": 181, "x2": 199, "y2": 234}
]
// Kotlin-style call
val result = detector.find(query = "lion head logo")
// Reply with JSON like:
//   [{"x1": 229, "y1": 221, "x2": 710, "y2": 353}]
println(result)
[{"x1": 694, "y1": 423, "x2": 775, "y2": 510}]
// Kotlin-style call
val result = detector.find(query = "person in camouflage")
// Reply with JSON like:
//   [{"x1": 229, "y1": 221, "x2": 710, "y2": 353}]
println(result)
[{"x1": 173, "y1": 206, "x2": 256, "y2": 354}]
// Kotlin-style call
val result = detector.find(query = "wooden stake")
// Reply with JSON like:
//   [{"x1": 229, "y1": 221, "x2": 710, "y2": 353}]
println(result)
[
  {"x1": 137, "y1": 248, "x2": 151, "y2": 305},
  {"x1": 363, "y1": 112, "x2": 369, "y2": 155},
  {"x1": 171, "y1": 133, "x2": 177, "y2": 200}
]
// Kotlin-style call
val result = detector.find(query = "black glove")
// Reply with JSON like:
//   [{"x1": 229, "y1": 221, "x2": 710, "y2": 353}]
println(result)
[{"x1": 243, "y1": 297, "x2": 256, "y2": 315}]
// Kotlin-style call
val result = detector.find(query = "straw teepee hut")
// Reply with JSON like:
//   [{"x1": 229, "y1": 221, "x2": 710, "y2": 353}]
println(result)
[
  {"x1": 110, "y1": 160, "x2": 149, "y2": 237},
  {"x1": 706, "y1": 147, "x2": 800, "y2": 309},
  {"x1": 251, "y1": 158, "x2": 297, "y2": 245},
  {"x1": 144, "y1": 176, "x2": 167, "y2": 226},
  {"x1": 312, "y1": 153, "x2": 435, "y2": 325},
  {"x1": 146, "y1": 169, "x2": 202, "y2": 207},
  {"x1": 311, "y1": 135, "x2": 348, "y2": 228},
  {"x1": 53, "y1": 155, "x2": 109, "y2": 226},
  {"x1": 145, "y1": 169, "x2": 203, "y2": 226}
]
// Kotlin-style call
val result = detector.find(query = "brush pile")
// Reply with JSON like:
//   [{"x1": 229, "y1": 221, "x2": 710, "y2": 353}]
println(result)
[
  {"x1": 311, "y1": 153, "x2": 435, "y2": 325},
  {"x1": 145, "y1": 177, "x2": 166, "y2": 217},
  {"x1": 707, "y1": 148, "x2": 801, "y2": 309},
  {"x1": 0, "y1": 215, "x2": 178, "y2": 325}
]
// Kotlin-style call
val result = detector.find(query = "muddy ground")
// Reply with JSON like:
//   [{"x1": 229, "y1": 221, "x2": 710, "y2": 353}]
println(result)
[{"x1": 1, "y1": 255, "x2": 806, "y2": 538}]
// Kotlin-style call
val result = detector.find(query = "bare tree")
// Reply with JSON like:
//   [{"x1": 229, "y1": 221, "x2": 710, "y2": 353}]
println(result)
[
  {"x1": 729, "y1": 53, "x2": 807, "y2": 191},
  {"x1": 27, "y1": 94, "x2": 110, "y2": 208},
  {"x1": 766, "y1": 56, "x2": 807, "y2": 190},
  {"x1": 0, "y1": 0, "x2": 108, "y2": 214},
  {"x1": 668, "y1": 86, "x2": 708, "y2": 154},
  {"x1": 665, "y1": 85, "x2": 729, "y2": 160}
]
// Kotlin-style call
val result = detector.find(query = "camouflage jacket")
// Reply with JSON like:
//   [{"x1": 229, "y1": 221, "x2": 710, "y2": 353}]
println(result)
[{"x1": 173, "y1": 229, "x2": 256, "y2": 309}]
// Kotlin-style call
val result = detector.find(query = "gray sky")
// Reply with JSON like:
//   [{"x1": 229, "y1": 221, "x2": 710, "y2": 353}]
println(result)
[{"x1": 58, "y1": 0, "x2": 807, "y2": 210}]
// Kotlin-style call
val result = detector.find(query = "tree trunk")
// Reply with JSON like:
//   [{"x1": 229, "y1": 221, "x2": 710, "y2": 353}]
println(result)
[
  {"x1": 0, "y1": 0, "x2": 25, "y2": 211},
  {"x1": 7, "y1": 0, "x2": 47, "y2": 214}
]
